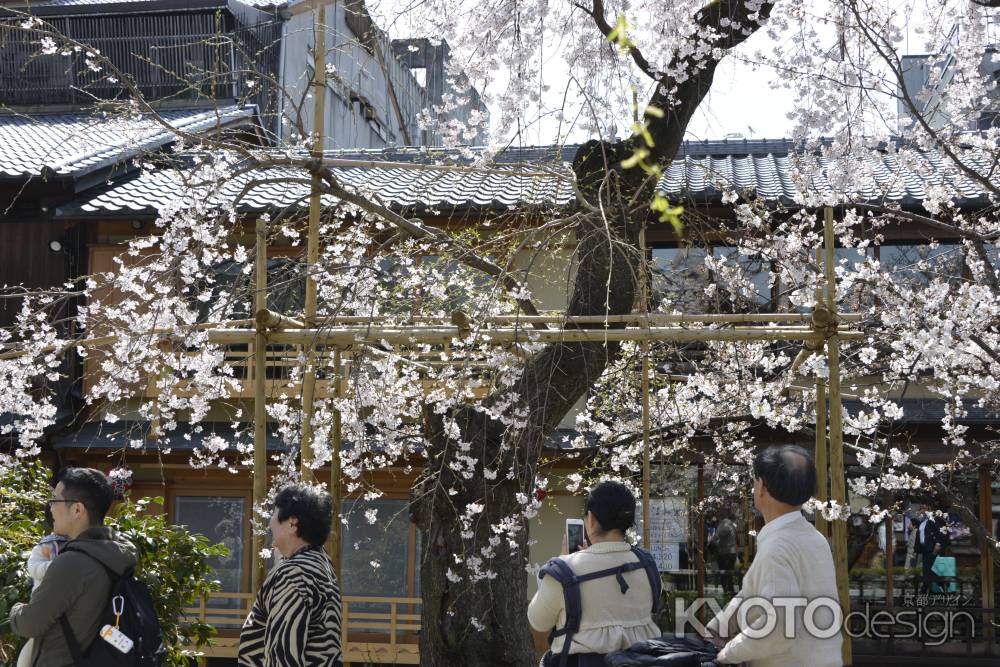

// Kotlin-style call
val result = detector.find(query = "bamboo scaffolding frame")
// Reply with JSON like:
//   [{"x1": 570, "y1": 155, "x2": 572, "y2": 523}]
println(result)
[
  {"x1": 300, "y1": 4, "x2": 328, "y2": 484},
  {"x1": 824, "y1": 207, "x2": 852, "y2": 667},
  {"x1": 252, "y1": 219, "x2": 268, "y2": 593},
  {"x1": 7, "y1": 195, "x2": 859, "y2": 661}
]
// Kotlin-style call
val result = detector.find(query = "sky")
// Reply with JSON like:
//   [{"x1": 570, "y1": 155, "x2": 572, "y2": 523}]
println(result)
[{"x1": 374, "y1": 1, "x2": 960, "y2": 145}]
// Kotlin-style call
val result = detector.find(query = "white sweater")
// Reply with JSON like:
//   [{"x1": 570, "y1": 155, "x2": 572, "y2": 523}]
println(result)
[
  {"x1": 527, "y1": 541, "x2": 661, "y2": 655},
  {"x1": 707, "y1": 511, "x2": 844, "y2": 667}
]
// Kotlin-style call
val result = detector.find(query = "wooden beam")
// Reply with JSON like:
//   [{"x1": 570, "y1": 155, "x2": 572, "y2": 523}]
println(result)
[
  {"x1": 314, "y1": 312, "x2": 865, "y2": 325},
  {"x1": 815, "y1": 248, "x2": 829, "y2": 540},
  {"x1": 885, "y1": 500, "x2": 894, "y2": 608},
  {"x1": 329, "y1": 349, "x2": 344, "y2": 584},
  {"x1": 824, "y1": 206, "x2": 852, "y2": 666},
  {"x1": 217, "y1": 326, "x2": 863, "y2": 346},
  {"x1": 641, "y1": 226, "x2": 651, "y2": 551},
  {"x1": 252, "y1": 219, "x2": 268, "y2": 593},
  {"x1": 696, "y1": 463, "x2": 706, "y2": 624},
  {"x1": 301, "y1": 3, "x2": 328, "y2": 483},
  {"x1": 815, "y1": 378, "x2": 828, "y2": 539},
  {"x1": 981, "y1": 464, "x2": 995, "y2": 641}
]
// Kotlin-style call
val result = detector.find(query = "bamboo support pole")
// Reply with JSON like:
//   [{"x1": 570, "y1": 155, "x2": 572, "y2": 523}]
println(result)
[
  {"x1": 815, "y1": 377, "x2": 828, "y2": 539},
  {"x1": 696, "y1": 463, "x2": 706, "y2": 624},
  {"x1": 209, "y1": 327, "x2": 862, "y2": 347},
  {"x1": 824, "y1": 206, "x2": 852, "y2": 666},
  {"x1": 815, "y1": 248, "x2": 829, "y2": 540},
  {"x1": 256, "y1": 309, "x2": 306, "y2": 331},
  {"x1": 300, "y1": 3, "x2": 328, "y2": 483},
  {"x1": 640, "y1": 227, "x2": 652, "y2": 551},
  {"x1": 329, "y1": 349, "x2": 344, "y2": 583},
  {"x1": 312, "y1": 312, "x2": 864, "y2": 326},
  {"x1": 316, "y1": 156, "x2": 567, "y2": 178},
  {"x1": 252, "y1": 219, "x2": 268, "y2": 593},
  {"x1": 0, "y1": 319, "x2": 255, "y2": 362},
  {"x1": 884, "y1": 491, "x2": 894, "y2": 608},
  {"x1": 2, "y1": 325, "x2": 865, "y2": 366}
]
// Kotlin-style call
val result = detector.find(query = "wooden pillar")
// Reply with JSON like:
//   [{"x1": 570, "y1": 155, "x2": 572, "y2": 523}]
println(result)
[
  {"x1": 824, "y1": 207, "x2": 852, "y2": 666},
  {"x1": 252, "y1": 219, "x2": 269, "y2": 593},
  {"x1": 328, "y1": 349, "x2": 344, "y2": 582},
  {"x1": 885, "y1": 502, "x2": 895, "y2": 608},
  {"x1": 744, "y1": 491, "x2": 757, "y2": 562},
  {"x1": 814, "y1": 248, "x2": 829, "y2": 539},
  {"x1": 981, "y1": 465, "x2": 995, "y2": 640},
  {"x1": 815, "y1": 379, "x2": 829, "y2": 539},
  {"x1": 300, "y1": 3, "x2": 328, "y2": 483},
  {"x1": 697, "y1": 463, "x2": 706, "y2": 623}
]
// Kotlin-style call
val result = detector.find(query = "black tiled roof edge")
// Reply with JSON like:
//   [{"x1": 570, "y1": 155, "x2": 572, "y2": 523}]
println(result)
[
  {"x1": 50, "y1": 421, "x2": 596, "y2": 453},
  {"x1": 0, "y1": 0, "x2": 284, "y2": 18},
  {"x1": 55, "y1": 137, "x2": 1000, "y2": 218}
]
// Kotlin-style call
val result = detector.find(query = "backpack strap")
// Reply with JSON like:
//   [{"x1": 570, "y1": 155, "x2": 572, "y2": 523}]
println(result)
[
  {"x1": 57, "y1": 615, "x2": 84, "y2": 667},
  {"x1": 630, "y1": 546, "x2": 662, "y2": 613},
  {"x1": 56, "y1": 545, "x2": 125, "y2": 665},
  {"x1": 538, "y1": 558, "x2": 579, "y2": 667}
]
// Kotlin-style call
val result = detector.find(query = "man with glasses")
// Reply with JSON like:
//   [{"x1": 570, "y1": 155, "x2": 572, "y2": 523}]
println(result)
[
  {"x1": 704, "y1": 445, "x2": 843, "y2": 666},
  {"x1": 8, "y1": 468, "x2": 137, "y2": 667}
]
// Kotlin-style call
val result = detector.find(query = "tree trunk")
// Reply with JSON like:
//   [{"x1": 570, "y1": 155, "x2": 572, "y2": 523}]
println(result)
[
  {"x1": 413, "y1": 151, "x2": 641, "y2": 664},
  {"x1": 413, "y1": 3, "x2": 774, "y2": 663}
]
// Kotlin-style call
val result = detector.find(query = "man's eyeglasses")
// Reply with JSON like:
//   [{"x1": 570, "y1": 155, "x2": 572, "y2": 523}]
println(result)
[{"x1": 46, "y1": 498, "x2": 82, "y2": 507}]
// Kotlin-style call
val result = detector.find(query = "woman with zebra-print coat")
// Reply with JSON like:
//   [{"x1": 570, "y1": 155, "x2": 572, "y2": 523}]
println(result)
[{"x1": 239, "y1": 484, "x2": 343, "y2": 667}]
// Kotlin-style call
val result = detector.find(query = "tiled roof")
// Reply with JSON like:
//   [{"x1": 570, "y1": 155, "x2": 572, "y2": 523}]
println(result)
[
  {"x1": 5, "y1": 0, "x2": 283, "y2": 11},
  {"x1": 58, "y1": 151, "x2": 577, "y2": 216},
  {"x1": 661, "y1": 142, "x2": 999, "y2": 206},
  {"x1": 0, "y1": 106, "x2": 257, "y2": 183},
  {"x1": 842, "y1": 398, "x2": 1000, "y2": 425},
  {"x1": 55, "y1": 138, "x2": 1000, "y2": 217}
]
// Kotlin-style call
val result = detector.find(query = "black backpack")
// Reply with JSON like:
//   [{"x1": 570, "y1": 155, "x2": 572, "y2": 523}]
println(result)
[
  {"x1": 539, "y1": 545, "x2": 662, "y2": 667},
  {"x1": 55, "y1": 547, "x2": 166, "y2": 667}
]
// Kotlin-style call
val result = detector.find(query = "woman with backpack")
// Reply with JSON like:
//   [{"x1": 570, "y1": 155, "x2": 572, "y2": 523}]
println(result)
[{"x1": 528, "y1": 481, "x2": 662, "y2": 667}]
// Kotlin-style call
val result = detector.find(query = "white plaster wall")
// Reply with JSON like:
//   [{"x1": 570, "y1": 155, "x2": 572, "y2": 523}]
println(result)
[{"x1": 526, "y1": 493, "x2": 586, "y2": 599}]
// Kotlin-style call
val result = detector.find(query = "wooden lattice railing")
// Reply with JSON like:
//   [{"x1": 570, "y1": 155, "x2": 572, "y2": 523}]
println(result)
[{"x1": 182, "y1": 592, "x2": 422, "y2": 664}]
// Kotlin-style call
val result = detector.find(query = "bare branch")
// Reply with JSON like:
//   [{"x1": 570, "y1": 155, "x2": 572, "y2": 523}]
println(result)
[{"x1": 573, "y1": 0, "x2": 659, "y2": 80}]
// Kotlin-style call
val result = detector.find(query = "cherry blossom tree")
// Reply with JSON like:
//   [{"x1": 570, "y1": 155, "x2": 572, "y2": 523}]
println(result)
[{"x1": 3, "y1": 1, "x2": 1000, "y2": 665}]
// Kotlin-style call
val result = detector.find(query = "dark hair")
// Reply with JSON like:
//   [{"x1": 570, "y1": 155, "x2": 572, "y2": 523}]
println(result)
[
  {"x1": 585, "y1": 481, "x2": 635, "y2": 534},
  {"x1": 273, "y1": 484, "x2": 334, "y2": 546},
  {"x1": 59, "y1": 468, "x2": 114, "y2": 526},
  {"x1": 752, "y1": 445, "x2": 816, "y2": 506}
]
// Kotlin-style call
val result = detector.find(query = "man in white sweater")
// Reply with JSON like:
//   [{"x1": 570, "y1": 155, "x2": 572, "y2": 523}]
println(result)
[{"x1": 705, "y1": 445, "x2": 844, "y2": 666}]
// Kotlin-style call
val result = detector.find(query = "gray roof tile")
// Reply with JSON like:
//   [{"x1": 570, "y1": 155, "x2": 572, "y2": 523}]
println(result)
[
  {"x1": 0, "y1": 106, "x2": 256, "y2": 182},
  {"x1": 54, "y1": 138, "x2": 1000, "y2": 217},
  {"x1": 10, "y1": 0, "x2": 282, "y2": 9}
]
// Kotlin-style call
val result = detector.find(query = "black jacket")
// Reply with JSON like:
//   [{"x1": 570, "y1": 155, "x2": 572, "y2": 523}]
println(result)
[{"x1": 916, "y1": 517, "x2": 950, "y2": 554}]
